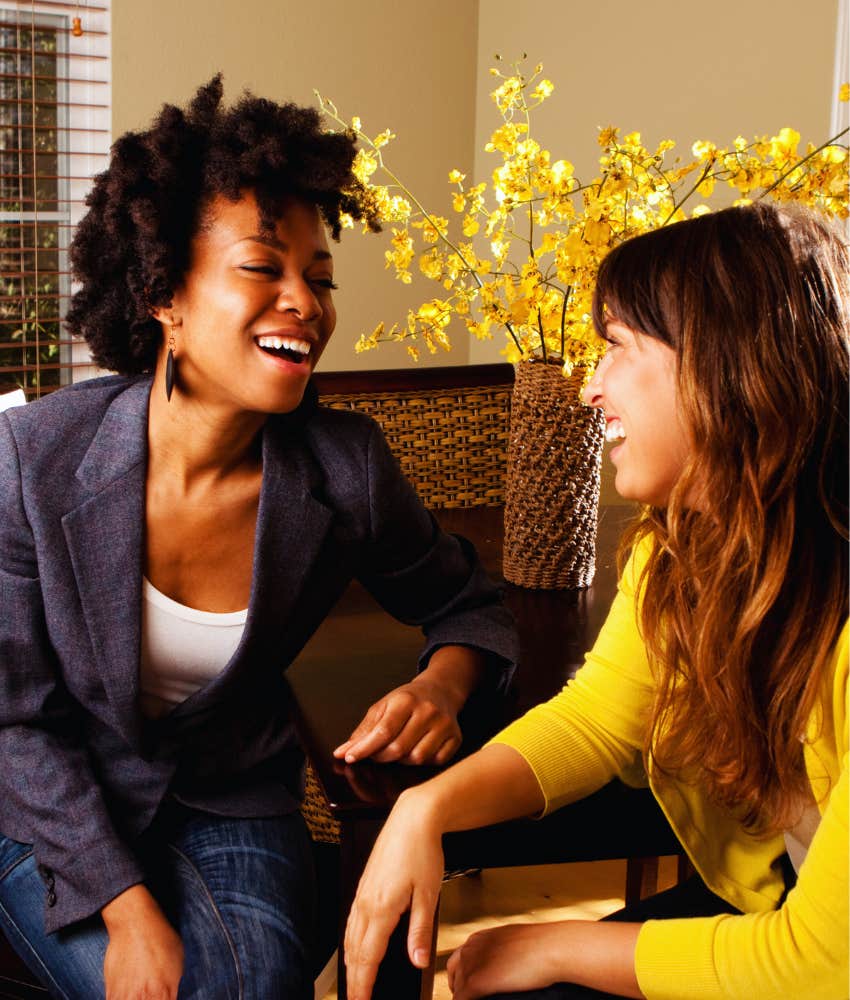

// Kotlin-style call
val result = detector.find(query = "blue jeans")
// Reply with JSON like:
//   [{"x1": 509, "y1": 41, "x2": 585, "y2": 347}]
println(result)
[{"x1": 0, "y1": 802, "x2": 316, "y2": 999}]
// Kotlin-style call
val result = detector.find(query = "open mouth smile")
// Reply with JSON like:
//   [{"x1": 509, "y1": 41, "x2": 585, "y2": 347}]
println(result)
[
  {"x1": 605, "y1": 417, "x2": 625, "y2": 443},
  {"x1": 255, "y1": 334, "x2": 313, "y2": 365}
]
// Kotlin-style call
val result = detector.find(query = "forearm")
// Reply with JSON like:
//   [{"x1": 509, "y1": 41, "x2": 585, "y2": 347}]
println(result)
[
  {"x1": 399, "y1": 741, "x2": 545, "y2": 834},
  {"x1": 556, "y1": 922, "x2": 643, "y2": 998}
]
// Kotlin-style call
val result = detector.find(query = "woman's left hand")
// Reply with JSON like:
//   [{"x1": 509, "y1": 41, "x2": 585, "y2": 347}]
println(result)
[
  {"x1": 447, "y1": 923, "x2": 565, "y2": 1000},
  {"x1": 334, "y1": 673, "x2": 463, "y2": 765}
]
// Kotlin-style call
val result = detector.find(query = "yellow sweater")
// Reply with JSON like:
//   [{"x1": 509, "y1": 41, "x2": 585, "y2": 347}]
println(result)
[{"x1": 491, "y1": 546, "x2": 848, "y2": 1000}]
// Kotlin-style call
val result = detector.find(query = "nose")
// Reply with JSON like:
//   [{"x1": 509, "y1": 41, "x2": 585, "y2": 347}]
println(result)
[
  {"x1": 276, "y1": 276, "x2": 322, "y2": 322},
  {"x1": 582, "y1": 355, "x2": 607, "y2": 408}
]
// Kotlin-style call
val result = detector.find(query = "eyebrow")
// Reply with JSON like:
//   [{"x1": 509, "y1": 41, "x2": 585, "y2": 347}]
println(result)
[{"x1": 243, "y1": 235, "x2": 332, "y2": 261}]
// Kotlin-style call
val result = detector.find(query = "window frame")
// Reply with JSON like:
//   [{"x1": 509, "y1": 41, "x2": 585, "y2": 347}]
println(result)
[{"x1": 0, "y1": 0, "x2": 110, "y2": 400}]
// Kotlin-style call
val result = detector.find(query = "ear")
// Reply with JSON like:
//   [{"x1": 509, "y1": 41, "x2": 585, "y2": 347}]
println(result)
[{"x1": 151, "y1": 306, "x2": 183, "y2": 329}]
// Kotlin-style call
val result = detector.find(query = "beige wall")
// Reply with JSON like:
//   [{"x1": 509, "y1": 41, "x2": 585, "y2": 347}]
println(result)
[
  {"x1": 468, "y1": 0, "x2": 839, "y2": 366},
  {"x1": 469, "y1": 0, "x2": 839, "y2": 501},
  {"x1": 112, "y1": 0, "x2": 839, "y2": 375},
  {"x1": 111, "y1": 0, "x2": 480, "y2": 371}
]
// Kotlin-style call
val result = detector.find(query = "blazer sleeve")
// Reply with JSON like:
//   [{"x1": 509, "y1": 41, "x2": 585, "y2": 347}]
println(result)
[
  {"x1": 0, "y1": 413, "x2": 144, "y2": 933},
  {"x1": 354, "y1": 420, "x2": 518, "y2": 696}
]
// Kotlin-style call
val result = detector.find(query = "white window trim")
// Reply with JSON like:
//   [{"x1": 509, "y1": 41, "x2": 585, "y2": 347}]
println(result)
[{"x1": 0, "y1": 0, "x2": 110, "y2": 387}]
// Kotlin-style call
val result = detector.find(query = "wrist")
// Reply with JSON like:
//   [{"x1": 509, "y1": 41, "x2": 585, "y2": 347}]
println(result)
[
  {"x1": 396, "y1": 781, "x2": 448, "y2": 836},
  {"x1": 101, "y1": 883, "x2": 161, "y2": 934},
  {"x1": 417, "y1": 645, "x2": 486, "y2": 711}
]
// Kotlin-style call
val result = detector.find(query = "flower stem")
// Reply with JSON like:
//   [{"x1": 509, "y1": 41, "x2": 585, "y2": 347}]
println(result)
[
  {"x1": 661, "y1": 160, "x2": 713, "y2": 225},
  {"x1": 758, "y1": 126, "x2": 849, "y2": 199},
  {"x1": 560, "y1": 286, "x2": 570, "y2": 358},
  {"x1": 536, "y1": 306, "x2": 548, "y2": 363}
]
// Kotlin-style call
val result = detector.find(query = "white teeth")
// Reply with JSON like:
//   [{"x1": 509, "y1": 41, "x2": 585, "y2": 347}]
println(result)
[
  {"x1": 256, "y1": 335, "x2": 311, "y2": 355},
  {"x1": 257, "y1": 335, "x2": 284, "y2": 349},
  {"x1": 605, "y1": 418, "x2": 625, "y2": 443}
]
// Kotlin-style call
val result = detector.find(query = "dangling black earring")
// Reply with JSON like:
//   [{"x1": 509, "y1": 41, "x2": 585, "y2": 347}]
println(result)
[{"x1": 165, "y1": 328, "x2": 176, "y2": 402}]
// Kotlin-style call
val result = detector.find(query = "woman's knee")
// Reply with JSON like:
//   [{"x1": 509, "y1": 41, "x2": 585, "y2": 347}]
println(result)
[{"x1": 160, "y1": 813, "x2": 316, "y2": 999}]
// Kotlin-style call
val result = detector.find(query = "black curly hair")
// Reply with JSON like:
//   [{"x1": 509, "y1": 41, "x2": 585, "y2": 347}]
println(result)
[{"x1": 66, "y1": 75, "x2": 380, "y2": 374}]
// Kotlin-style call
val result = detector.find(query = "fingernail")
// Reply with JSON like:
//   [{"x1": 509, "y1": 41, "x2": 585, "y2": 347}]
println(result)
[
  {"x1": 345, "y1": 752, "x2": 356, "y2": 762},
  {"x1": 414, "y1": 948, "x2": 427, "y2": 967}
]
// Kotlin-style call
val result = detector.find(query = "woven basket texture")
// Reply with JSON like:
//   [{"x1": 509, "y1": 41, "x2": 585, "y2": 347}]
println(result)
[
  {"x1": 503, "y1": 361, "x2": 604, "y2": 589},
  {"x1": 301, "y1": 762, "x2": 342, "y2": 844},
  {"x1": 299, "y1": 379, "x2": 513, "y2": 843},
  {"x1": 321, "y1": 385, "x2": 513, "y2": 508}
]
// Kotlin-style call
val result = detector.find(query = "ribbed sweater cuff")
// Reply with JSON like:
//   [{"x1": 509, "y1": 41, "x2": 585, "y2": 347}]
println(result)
[
  {"x1": 635, "y1": 916, "x2": 725, "y2": 1000},
  {"x1": 487, "y1": 713, "x2": 613, "y2": 816}
]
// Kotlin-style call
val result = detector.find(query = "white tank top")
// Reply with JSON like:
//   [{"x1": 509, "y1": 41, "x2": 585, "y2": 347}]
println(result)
[
  {"x1": 784, "y1": 792, "x2": 821, "y2": 874},
  {"x1": 139, "y1": 577, "x2": 248, "y2": 719}
]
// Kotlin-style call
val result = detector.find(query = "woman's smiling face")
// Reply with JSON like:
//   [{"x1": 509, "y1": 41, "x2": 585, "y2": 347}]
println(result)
[
  {"x1": 162, "y1": 192, "x2": 337, "y2": 415},
  {"x1": 583, "y1": 320, "x2": 692, "y2": 508}
]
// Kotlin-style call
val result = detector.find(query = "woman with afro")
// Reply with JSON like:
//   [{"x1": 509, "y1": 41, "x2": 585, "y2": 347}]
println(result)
[{"x1": 0, "y1": 76, "x2": 517, "y2": 999}]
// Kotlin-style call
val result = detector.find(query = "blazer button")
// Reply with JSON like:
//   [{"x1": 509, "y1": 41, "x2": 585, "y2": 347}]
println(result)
[{"x1": 37, "y1": 864, "x2": 57, "y2": 905}]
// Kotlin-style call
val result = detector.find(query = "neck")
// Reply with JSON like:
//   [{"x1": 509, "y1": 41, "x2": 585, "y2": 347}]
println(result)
[{"x1": 148, "y1": 363, "x2": 266, "y2": 486}]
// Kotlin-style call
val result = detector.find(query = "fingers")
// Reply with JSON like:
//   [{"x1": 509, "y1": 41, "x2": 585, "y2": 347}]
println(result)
[
  {"x1": 344, "y1": 891, "x2": 407, "y2": 1000},
  {"x1": 335, "y1": 695, "x2": 413, "y2": 763},
  {"x1": 369, "y1": 709, "x2": 452, "y2": 764},
  {"x1": 447, "y1": 946, "x2": 459, "y2": 993},
  {"x1": 344, "y1": 913, "x2": 388, "y2": 1000},
  {"x1": 335, "y1": 689, "x2": 462, "y2": 765},
  {"x1": 407, "y1": 881, "x2": 439, "y2": 969},
  {"x1": 334, "y1": 700, "x2": 388, "y2": 760},
  {"x1": 420, "y1": 730, "x2": 462, "y2": 766},
  {"x1": 445, "y1": 939, "x2": 477, "y2": 1000}
]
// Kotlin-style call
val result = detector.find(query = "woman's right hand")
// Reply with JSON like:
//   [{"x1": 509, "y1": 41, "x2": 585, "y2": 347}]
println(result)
[
  {"x1": 344, "y1": 788, "x2": 444, "y2": 1000},
  {"x1": 101, "y1": 884, "x2": 184, "y2": 1000}
]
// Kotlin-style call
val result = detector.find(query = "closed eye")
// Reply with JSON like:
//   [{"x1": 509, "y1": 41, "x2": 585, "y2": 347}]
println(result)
[
  {"x1": 240, "y1": 264, "x2": 279, "y2": 276},
  {"x1": 311, "y1": 277, "x2": 339, "y2": 290}
]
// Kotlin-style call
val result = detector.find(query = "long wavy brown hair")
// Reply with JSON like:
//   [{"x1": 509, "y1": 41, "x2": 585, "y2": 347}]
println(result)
[{"x1": 592, "y1": 203, "x2": 849, "y2": 832}]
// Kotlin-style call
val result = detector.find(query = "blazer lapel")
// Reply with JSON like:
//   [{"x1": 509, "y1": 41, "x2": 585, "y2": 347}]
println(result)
[
  {"x1": 63, "y1": 389, "x2": 334, "y2": 733},
  {"x1": 61, "y1": 380, "x2": 150, "y2": 748},
  {"x1": 248, "y1": 419, "x2": 334, "y2": 643},
  {"x1": 164, "y1": 416, "x2": 335, "y2": 715}
]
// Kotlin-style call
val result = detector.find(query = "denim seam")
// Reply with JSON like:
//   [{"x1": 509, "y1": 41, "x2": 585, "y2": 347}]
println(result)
[
  {"x1": 167, "y1": 843, "x2": 243, "y2": 1000},
  {"x1": 0, "y1": 898, "x2": 67, "y2": 998},
  {"x1": 0, "y1": 846, "x2": 34, "y2": 884}
]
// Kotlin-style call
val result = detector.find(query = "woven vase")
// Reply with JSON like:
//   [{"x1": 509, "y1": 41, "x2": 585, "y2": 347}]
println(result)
[{"x1": 503, "y1": 360, "x2": 605, "y2": 589}]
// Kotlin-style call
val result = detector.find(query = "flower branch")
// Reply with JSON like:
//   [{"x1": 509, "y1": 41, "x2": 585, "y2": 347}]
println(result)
[{"x1": 317, "y1": 62, "x2": 849, "y2": 370}]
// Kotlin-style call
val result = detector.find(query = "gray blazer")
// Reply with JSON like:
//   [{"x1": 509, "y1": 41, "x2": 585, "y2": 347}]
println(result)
[{"x1": 0, "y1": 375, "x2": 517, "y2": 933}]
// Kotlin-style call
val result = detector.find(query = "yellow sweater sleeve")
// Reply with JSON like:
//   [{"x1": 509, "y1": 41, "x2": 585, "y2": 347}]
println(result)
[
  {"x1": 635, "y1": 631, "x2": 849, "y2": 1000},
  {"x1": 492, "y1": 535, "x2": 849, "y2": 999},
  {"x1": 489, "y1": 546, "x2": 654, "y2": 813},
  {"x1": 635, "y1": 753, "x2": 848, "y2": 1000}
]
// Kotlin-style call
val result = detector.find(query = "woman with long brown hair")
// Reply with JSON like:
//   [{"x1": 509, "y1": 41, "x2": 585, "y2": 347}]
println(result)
[{"x1": 343, "y1": 201, "x2": 848, "y2": 1000}]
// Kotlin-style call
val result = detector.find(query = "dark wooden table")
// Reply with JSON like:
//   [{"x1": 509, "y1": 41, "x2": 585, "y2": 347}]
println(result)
[{"x1": 286, "y1": 504, "x2": 636, "y2": 999}]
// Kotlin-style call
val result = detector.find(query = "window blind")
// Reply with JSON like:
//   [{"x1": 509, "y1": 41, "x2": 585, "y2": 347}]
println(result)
[{"x1": 0, "y1": 0, "x2": 109, "y2": 400}]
